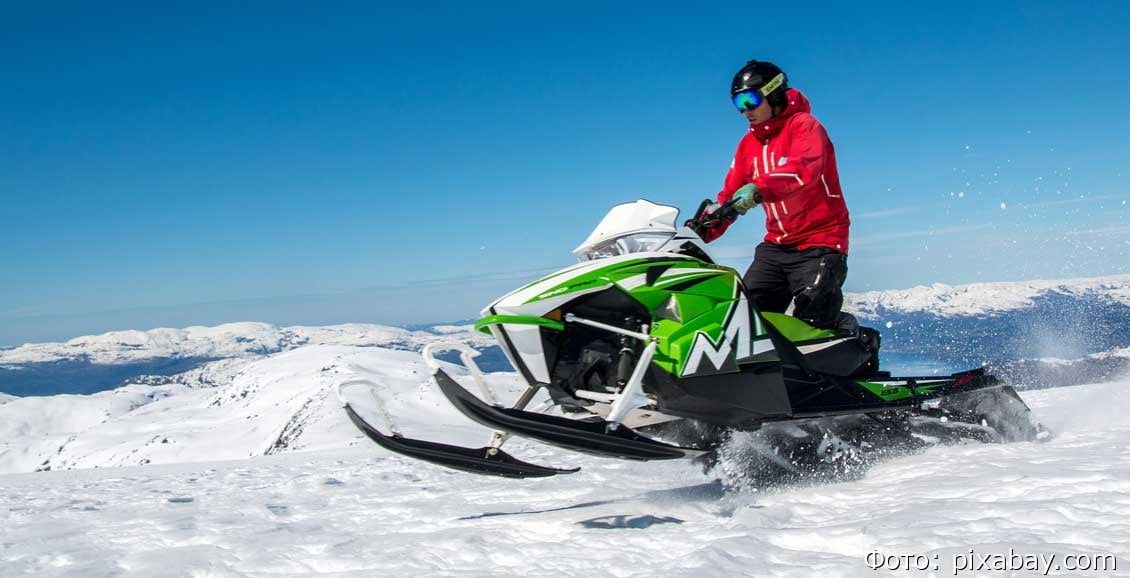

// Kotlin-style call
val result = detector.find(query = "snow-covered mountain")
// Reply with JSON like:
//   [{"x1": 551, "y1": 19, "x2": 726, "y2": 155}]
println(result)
[
  {"x1": 0, "y1": 321, "x2": 492, "y2": 366},
  {"x1": 843, "y1": 275, "x2": 1130, "y2": 374},
  {"x1": 0, "y1": 344, "x2": 525, "y2": 474},
  {"x1": 0, "y1": 322, "x2": 494, "y2": 396},
  {"x1": 845, "y1": 274, "x2": 1130, "y2": 318},
  {"x1": 5, "y1": 274, "x2": 1128, "y2": 397}
]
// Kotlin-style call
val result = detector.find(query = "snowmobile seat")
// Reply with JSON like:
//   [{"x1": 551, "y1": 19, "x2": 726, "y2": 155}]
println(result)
[{"x1": 759, "y1": 312, "x2": 881, "y2": 377}]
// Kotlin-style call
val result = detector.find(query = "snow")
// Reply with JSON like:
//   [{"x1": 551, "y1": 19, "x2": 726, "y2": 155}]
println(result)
[
  {"x1": 0, "y1": 321, "x2": 493, "y2": 366},
  {"x1": 0, "y1": 347, "x2": 434, "y2": 474},
  {"x1": 427, "y1": 324, "x2": 478, "y2": 335},
  {"x1": 2, "y1": 341, "x2": 1129, "y2": 576},
  {"x1": 846, "y1": 274, "x2": 1130, "y2": 318}
]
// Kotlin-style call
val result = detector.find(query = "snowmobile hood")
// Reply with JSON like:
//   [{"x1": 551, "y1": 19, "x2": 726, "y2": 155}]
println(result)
[
  {"x1": 479, "y1": 252, "x2": 728, "y2": 384},
  {"x1": 482, "y1": 251, "x2": 712, "y2": 318},
  {"x1": 749, "y1": 88, "x2": 811, "y2": 141}
]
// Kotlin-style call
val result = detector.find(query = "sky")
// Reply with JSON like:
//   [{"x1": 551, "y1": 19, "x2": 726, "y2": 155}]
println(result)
[{"x1": 2, "y1": 1, "x2": 1129, "y2": 346}]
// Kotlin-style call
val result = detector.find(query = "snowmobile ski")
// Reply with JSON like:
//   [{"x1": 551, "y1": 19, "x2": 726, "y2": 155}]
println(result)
[
  {"x1": 343, "y1": 403, "x2": 578, "y2": 478},
  {"x1": 434, "y1": 368, "x2": 705, "y2": 461}
]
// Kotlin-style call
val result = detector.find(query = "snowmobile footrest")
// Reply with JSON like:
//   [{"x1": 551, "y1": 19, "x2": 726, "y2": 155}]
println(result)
[
  {"x1": 344, "y1": 404, "x2": 578, "y2": 478},
  {"x1": 434, "y1": 369, "x2": 702, "y2": 461}
]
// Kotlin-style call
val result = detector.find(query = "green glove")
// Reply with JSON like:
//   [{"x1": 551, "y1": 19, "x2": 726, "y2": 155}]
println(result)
[{"x1": 732, "y1": 183, "x2": 761, "y2": 214}]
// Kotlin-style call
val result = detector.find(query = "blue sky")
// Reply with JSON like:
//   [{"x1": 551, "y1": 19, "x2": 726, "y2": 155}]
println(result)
[{"x1": 2, "y1": 1, "x2": 1128, "y2": 346}]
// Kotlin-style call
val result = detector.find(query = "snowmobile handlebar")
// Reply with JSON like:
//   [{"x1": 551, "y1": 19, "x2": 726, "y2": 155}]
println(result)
[{"x1": 686, "y1": 198, "x2": 740, "y2": 235}]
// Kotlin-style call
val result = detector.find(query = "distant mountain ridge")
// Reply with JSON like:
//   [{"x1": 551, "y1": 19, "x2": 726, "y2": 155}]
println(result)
[
  {"x1": 2, "y1": 275, "x2": 1128, "y2": 396},
  {"x1": 0, "y1": 321, "x2": 492, "y2": 366},
  {"x1": 846, "y1": 274, "x2": 1130, "y2": 318},
  {"x1": 842, "y1": 276, "x2": 1130, "y2": 371},
  {"x1": 0, "y1": 322, "x2": 493, "y2": 396}
]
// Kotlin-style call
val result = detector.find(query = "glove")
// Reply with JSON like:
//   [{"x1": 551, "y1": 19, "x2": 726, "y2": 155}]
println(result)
[
  {"x1": 732, "y1": 183, "x2": 761, "y2": 214},
  {"x1": 697, "y1": 221, "x2": 729, "y2": 243},
  {"x1": 684, "y1": 202, "x2": 723, "y2": 230},
  {"x1": 692, "y1": 202, "x2": 735, "y2": 243}
]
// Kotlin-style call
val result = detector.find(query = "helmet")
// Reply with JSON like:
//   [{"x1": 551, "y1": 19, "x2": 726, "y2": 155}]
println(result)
[{"x1": 731, "y1": 60, "x2": 789, "y2": 110}]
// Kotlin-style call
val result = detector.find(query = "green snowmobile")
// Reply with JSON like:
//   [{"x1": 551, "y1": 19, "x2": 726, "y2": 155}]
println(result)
[{"x1": 342, "y1": 199, "x2": 1046, "y2": 478}]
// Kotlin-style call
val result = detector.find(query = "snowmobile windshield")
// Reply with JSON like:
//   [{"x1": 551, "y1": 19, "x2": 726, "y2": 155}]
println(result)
[
  {"x1": 572, "y1": 200, "x2": 680, "y2": 261},
  {"x1": 575, "y1": 232, "x2": 675, "y2": 261}
]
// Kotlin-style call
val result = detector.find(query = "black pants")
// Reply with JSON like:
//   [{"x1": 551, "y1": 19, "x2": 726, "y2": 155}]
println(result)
[{"x1": 742, "y1": 242, "x2": 848, "y2": 329}]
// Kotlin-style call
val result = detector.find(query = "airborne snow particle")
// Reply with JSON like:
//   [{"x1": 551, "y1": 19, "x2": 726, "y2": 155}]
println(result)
[
  {"x1": 885, "y1": 321, "x2": 893, "y2": 329},
  {"x1": 958, "y1": 191, "x2": 965, "y2": 199},
  {"x1": 1000, "y1": 202, "x2": 1007, "y2": 210}
]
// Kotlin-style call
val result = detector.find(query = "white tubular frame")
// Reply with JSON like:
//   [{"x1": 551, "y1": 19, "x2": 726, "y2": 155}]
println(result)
[
  {"x1": 422, "y1": 341, "x2": 511, "y2": 454},
  {"x1": 422, "y1": 341, "x2": 499, "y2": 405},
  {"x1": 336, "y1": 378, "x2": 402, "y2": 436},
  {"x1": 564, "y1": 313, "x2": 652, "y2": 342}
]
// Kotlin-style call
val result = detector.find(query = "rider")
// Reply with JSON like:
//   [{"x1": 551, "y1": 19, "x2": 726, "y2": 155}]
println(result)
[{"x1": 699, "y1": 60, "x2": 851, "y2": 330}]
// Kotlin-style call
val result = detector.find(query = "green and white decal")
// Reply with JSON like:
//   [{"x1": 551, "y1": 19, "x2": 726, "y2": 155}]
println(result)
[
  {"x1": 623, "y1": 273, "x2": 779, "y2": 378},
  {"x1": 680, "y1": 285, "x2": 751, "y2": 376}
]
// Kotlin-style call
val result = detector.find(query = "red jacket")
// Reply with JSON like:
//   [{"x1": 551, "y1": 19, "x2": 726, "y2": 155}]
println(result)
[{"x1": 712, "y1": 89, "x2": 850, "y2": 254}]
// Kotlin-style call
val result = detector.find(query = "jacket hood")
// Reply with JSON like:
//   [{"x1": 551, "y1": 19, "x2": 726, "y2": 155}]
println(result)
[{"x1": 749, "y1": 88, "x2": 810, "y2": 141}]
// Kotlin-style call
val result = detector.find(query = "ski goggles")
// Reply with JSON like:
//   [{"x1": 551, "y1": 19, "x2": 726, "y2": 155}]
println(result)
[
  {"x1": 731, "y1": 89, "x2": 763, "y2": 112},
  {"x1": 731, "y1": 73, "x2": 786, "y2": 112}
]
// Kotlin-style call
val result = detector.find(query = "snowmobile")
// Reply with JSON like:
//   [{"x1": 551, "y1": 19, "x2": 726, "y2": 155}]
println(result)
[{"x1": 340, "y1": 199, "x2": 1046, "y2": 478}]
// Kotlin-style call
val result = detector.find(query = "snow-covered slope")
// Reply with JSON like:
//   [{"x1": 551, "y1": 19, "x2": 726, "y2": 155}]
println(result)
[
  {"x1": 846, "y1": 274, "x2": 1130, "y2": 318},
  {"x1": 1, "y1": 379, "x2": 1126, "y2": 576},
  {"x1": 0, "y1": 345, "x2": 510, "y2": 474}
]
